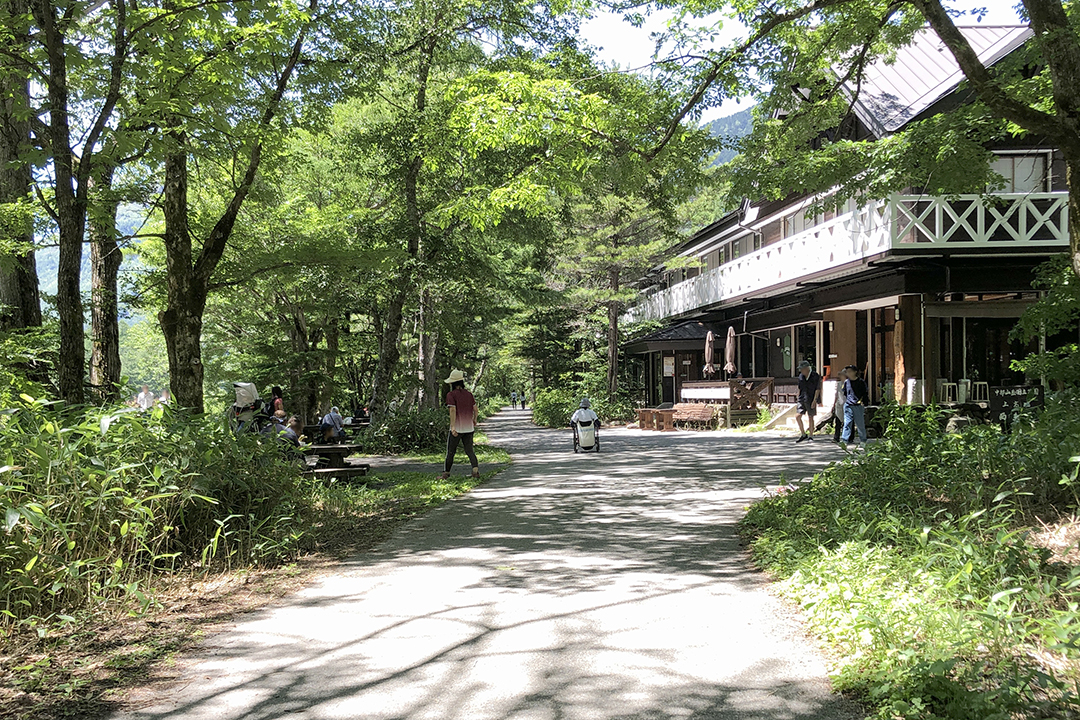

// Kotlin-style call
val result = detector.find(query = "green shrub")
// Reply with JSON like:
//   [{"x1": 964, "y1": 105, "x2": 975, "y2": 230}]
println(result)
[
  {"x1": 530, "y1": 387, "x2": 577, "y2": 428},
  {"x1": 530, "y1": 385, "x2": 638, "y2": 427},
  {"x1": 740, "y1": 395, "x2": 1080, "y2": 717},
  {"x1": 356, "y1": 407, "x2": 449, "y2": 454},
  {"x1": 0, "y1": 398, "x2": 309, "y2": 632}
]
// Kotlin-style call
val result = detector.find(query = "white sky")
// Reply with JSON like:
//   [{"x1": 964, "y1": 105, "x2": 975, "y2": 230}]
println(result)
[{"x1": 581, "y1": 0, "x2": 1026, "y2": 122}]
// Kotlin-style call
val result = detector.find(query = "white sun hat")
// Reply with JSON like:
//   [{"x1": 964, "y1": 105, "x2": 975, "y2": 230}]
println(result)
[{"x1": 444, "y1": 369, "x2": 466, "y2": 384}]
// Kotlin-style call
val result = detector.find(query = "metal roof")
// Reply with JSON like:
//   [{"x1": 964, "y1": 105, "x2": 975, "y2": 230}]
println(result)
[{"x1": 852, "y1": 25, "x2": 1033, "y2": 135}]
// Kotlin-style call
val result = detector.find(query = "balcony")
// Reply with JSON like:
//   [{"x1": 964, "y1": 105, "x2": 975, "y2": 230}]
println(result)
[{"x1": 624, "y1": 192, "x2": 1069, "y2": 324}]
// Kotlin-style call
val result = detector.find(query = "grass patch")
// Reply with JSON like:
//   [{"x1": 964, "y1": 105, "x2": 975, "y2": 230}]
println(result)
[
  {"x1": 1, "y1": 467, "x2": 502, "y2": 720},
  {"x1": 740, "y1": 399, "x2": 1080, "y2": 719}
]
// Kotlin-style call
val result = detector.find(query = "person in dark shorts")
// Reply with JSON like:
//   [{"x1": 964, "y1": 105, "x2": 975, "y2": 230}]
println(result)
[
  {"x1": 795, "y1": 360, "x2": 822, "y2": 443},
  {"x1": 442, "y1": 370, "x2": 480, "y2": 479}
]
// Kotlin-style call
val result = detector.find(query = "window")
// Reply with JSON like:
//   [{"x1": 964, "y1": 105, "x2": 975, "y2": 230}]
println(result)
[{"x1": 991, "y1": 152, "x2": 1049, "y2": 193}]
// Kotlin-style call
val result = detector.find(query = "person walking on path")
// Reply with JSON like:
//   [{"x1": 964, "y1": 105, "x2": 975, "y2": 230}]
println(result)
[
  {"x1": 832, "y1": 369, "x2": 849, "y2": 443},
  {"x1": 795, "y1": 360, "x2": 822, "y2": 443},
  {"x1": 841, "y1": 365, "x2": 870, "y2": 446},
  {"x1": 520, "y1": 390, "x2": 526, "y2": 410},
  {"x1": 443, "y1": 370, "x2": 480, "y2": 479},
  {"x1": 510, "y1": 390, "x2": 518, "y2": 409}
]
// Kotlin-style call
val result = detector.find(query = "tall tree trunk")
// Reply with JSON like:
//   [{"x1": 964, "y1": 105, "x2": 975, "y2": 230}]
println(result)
[
  {"x1": 1068, "y1": 159, "x2": 1080, "y2": 279},
  {"x1": 35, "y1": 0, "x2": 86, "y2": 403},
  {"x1": 606, "y1": 269, "x2": 619, "y2": 405},
  {"x1": 0, "y1": 22, "x2": 41, "y2": 331},
  {"x1": 157, "y1": 14, "x2": 309, "y2": 413},
  {"x1": 368, "y1": 36, "x2": 436, "y2": 421},
  {"x1": 319, "y1": 316, "x2": 340, "y2": 414},
  {"x1": 417, "y1": 288, "x2": 440, "y2": 409},
  {"x1": 369, "y1": 291, "x2": 405, "y2": 419},
  {"x1": 159, "y1": 140, "x2": 206, "y2": 412},
  {"x1": 89, "y1": 163, "x2": 122, "y2": 402}
]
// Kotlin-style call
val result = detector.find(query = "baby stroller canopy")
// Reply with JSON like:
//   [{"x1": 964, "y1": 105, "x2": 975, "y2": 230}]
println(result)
[
  {"x1": 233, "y1": 382, "x2": 260, "y2": 407},
  {"x1": 231, "y1": 382, "x2": 265, "y2": 432}
]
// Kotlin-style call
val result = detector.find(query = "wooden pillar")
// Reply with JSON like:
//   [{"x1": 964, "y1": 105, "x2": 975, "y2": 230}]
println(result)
[
  {"x1": 896, "y1": 294, "x2": 926, "y2": 404},
  {"x1": 823, "y1": 310, "x2": 857, "y2": 379}
]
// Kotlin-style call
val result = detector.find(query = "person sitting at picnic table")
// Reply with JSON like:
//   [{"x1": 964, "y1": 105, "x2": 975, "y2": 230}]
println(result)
[
  {"x1": 321, "y1": 406, "x2": 345, "y2": 442},
  {"x1": 442, "y1": 370, "x2": 480, "y2": 480},
  {"x1": 287, "y1": 415, "x2": 306, "y2": 444},
  {"x1": 262, "y1": 410, "x2": 299, "y2": 445}
]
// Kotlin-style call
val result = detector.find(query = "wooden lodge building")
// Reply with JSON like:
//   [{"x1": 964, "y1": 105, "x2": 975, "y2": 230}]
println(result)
[{"x1": 625, "y1": 25, "x2": 1074, "y2": 409}]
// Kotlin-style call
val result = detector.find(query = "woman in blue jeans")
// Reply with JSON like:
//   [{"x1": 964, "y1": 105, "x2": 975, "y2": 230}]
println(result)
[{"x1": 841, "y1": 365, "x2": 869, "y2": 445}]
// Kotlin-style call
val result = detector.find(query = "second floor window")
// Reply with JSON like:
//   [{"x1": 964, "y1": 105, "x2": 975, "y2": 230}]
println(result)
[{"x1": 991, "y1": 152, "x2": 1049, "y2": 193}]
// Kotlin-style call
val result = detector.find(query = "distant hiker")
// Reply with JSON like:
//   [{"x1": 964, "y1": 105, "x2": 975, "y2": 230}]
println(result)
[
  {"x1": 520, "y1": 391, "x2": 526, "y2": 410},
  {"x1": 442, "y1": 370, "x2": 479, "y2": 480},
  {"x1": 841, "y1": 365, "x2": 870, "y2": 446},
  {"x1": 321, "y1": 406, "x2": 345, "y2": 442},
  {"x1": 511, "y1": 390, "x2": 518, "y2": 409},
  {"x1": 795, "y1": 360, "x2": 822, "y2": 443},
  {"x1": 136, "y1": 385, "x2": 154, "y2": 411}
]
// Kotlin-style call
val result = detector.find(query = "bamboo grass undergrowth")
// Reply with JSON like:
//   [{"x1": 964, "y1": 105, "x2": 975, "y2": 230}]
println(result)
[{"x1": 740, "y1": 396, "x2": 1080, "y2": 719}]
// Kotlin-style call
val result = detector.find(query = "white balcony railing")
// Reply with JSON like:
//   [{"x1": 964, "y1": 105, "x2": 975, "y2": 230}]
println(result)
[{"x1": 624, "y1": 192, "x2": 1068, "y2": 324}]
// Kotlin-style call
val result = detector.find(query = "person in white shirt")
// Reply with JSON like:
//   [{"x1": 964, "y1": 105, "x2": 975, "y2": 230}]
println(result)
[
  {"x1": 570, "y1": 398, "x2": 599, "y2": 427},
  {"x1": 136, "y1": 385, "x2": 154, "y2": 410}
]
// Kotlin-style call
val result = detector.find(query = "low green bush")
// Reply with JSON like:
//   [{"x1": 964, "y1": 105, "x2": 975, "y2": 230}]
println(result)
[
  {"x1": 530, "y1": 386, "x2": 636, "y2": 427},
  {"x1": 356, "y1": 407, "x2": 449, "y2": 455},
  {"x1": 740, "y1": 396, "x2": 1080, "y2": 718},
  {"x1": 530, "y1": 387, "x2": 577, "y2": 428},
  {"x1": 0, "y1": 397, "x2": 309, "y2": 633}
]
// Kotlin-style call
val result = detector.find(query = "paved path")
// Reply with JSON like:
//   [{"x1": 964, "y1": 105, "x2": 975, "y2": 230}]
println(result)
[{"x1": 114, "y1": 410, "x2": 862, "y2": 720}]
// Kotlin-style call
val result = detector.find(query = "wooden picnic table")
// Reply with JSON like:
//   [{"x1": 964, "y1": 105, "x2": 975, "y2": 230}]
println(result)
[{"x1": 303, "y1": 443, "x2": 364, "y2": 469}]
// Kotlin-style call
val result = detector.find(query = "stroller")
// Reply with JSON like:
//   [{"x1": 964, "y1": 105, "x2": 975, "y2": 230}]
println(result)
[
  {"x1": 230, "y1": 382, "x2": 266, "y2": 433},
  {"x1": 571, "y1": 398, "x2": 601, "y2": 453}
]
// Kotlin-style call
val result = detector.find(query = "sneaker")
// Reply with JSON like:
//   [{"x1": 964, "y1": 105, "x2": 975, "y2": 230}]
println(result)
[
  {"x1": 795, "y1": 434, "x2": 808, "y2": 443},
  {"x1": 807, "y1": 435, "x2": 815, "y2": 442}
]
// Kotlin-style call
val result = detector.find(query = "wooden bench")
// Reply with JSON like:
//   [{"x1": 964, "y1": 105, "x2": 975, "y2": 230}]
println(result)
[
  {"x1": 637, "y1": 408, "x2": 677, "y2": 431},
  {"x1": 303, "y1": 462, "x2": 370, "y2": 481},
  {"x1": 672, "y1": 403, "x2": 717, "y2": 429}
]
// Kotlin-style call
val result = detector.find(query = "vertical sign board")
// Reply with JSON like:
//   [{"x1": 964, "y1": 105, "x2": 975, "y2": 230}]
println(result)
[
  {"x1": 988, "y1": 385, "x2": 1045, "y2": 430},
  {"x1": 663, "y1": 356, "x2": 675, "y2": 377}
]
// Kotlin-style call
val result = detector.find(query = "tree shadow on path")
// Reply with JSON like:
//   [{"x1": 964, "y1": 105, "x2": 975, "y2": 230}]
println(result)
[{"x1": 110, "y1": 410, "x2": 864, "y2": 720}]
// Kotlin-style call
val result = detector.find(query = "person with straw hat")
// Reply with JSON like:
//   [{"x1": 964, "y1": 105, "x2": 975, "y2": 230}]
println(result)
[{"x1": 442, "y1": 369, "x2": 480, "y2": 479}]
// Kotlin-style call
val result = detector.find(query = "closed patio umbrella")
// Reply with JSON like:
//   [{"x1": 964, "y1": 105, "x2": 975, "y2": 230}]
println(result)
[
  {"x1": 703, "y1": 330, "x2": 715, "y2": 378},
  {"x1": 724, "y1": 326, "x2": 737, "y2": 376}
]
